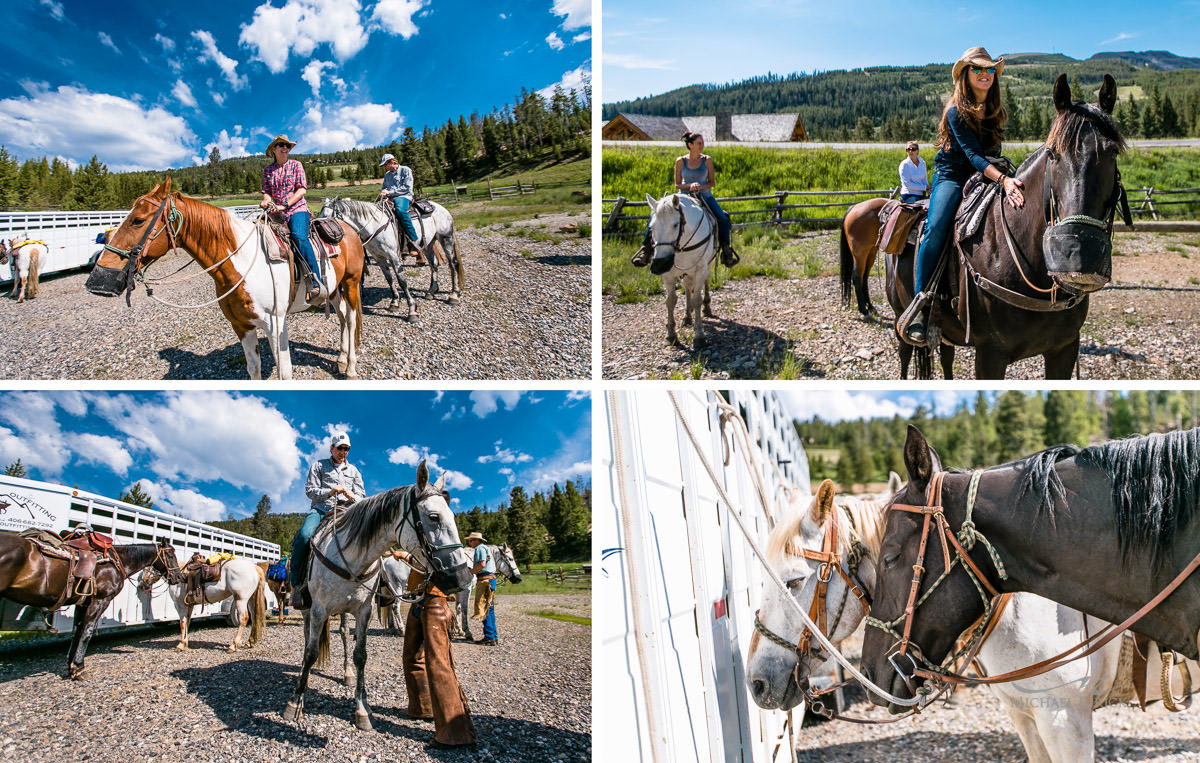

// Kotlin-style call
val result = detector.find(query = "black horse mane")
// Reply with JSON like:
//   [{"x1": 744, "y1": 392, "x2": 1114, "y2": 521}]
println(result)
[
  {"x1": 1017, "y1": 428, "x2": 1200, "y2": 569},
  {"x1": 334, "y1": 485, "x2": 415, "y2": 544},
  {"x1": 114, "y1": 542, "x2": 165, "y2": 569},
  {"x1": 1046, "y1": 101, "x2": 1127, "y2": 157}
]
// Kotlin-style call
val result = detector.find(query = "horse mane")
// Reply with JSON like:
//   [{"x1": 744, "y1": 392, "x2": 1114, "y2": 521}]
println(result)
[
  {"x1": 176, "y1": 193, "x2": 239, "y2": 252},
  {"x1": 333, "y1": 485, "x2": 414, "y2": 546},
  {"x1": 115, "y1": 542, "x2": 162, "y2": 568},
  {"x1": 1045, "y1": 101, "x2": 1126, "y2": 157},
  {"x1": 765, "y1": 491, "x2": 889, "y2": 562},
  {"x1": 1014, "y1": 444, "x2": 1081, "y2": 525}
]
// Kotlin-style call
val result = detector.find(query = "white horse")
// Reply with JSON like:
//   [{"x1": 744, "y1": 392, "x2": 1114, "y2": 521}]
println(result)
[
  {"x1": 2, "y1": 236, "x2": 43, "y2": 302},
  {"x1": 452, "y1": 542, "x2": 523, "y2": 641},
  {"x1": 138, "y1": 556, "x2": 266, "y2": 652},
  {"x1": 747, "y1": 480, "x2": 1198, "y2": 763},
  {"x1": 644, "y1": 193, "x2": 717, "y2": 350},
  {"x1": 281, "y1": 461, "x2": 474, "y2": 731},
  {"x1": 318, "y1": 196, "x2": 464, "y2": 309},
  {"x1": 85, "y1": 178, "x2": 366, "y2": 380}
]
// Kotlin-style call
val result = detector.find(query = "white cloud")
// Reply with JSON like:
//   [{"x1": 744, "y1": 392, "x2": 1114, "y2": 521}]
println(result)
[
  {"x1": 192, "y1": 30, "x2": 248, "y2": 91},
  {"x1": 603, "y1": 52, "x2": 675, "y2": 71},
  {"x1": 301, "y1": 102, "x2": 402, "y2": 151},
  {"x1": 172, "y1": 80, "x2": 197, "y2": 108},
  {"x1": 551, "y1": 0, "x2": 590, "y2": 30},
  {"x1": 527, "y1": 460, "x2": 590, "y2": 492},
  {"x1": 469, "y1": 390, "x2": 526, "y2": 418},
  {"x1": 71, "y1": 433, "x2": 133, "y2": 476},
  {"x1": 538, "y1": 63, "x2": 591, "y2": 100},
  {"x1": 0, "y1": 83, "x2": 197, "y2": 171},
  {"x1": 431, "y1": 391, "x2": 445, "y2": 405},
  {"x1": 566, "y1": 390, "x2": 587, "y2": 404},
  {"x1": 386, "y1": 444, "x2": 473, "y2": 491},
  {"x1": 301, "y1": 59, "x2": 346, "y2": 98},
  {"x1": 98, "y1": 31, "x2": 121, "y2": 55},
  {"x1": 137, "y1": 479, "x2": 227, "y2": 522},
  {"x1": 39, "y1": 0, "x2": 64, "y2": 21},
  {"x1": 572, "y1": 31, "x2": 591, "y2": 44},
  {"x1": 0, "y1": 392, "x2": 75, "y2": 476},
  {"x1": 211, "y1": 91, "x2": 226, "y2": 106},
  {"x1": 780, "y1": 391, "x2": 914, "y2": 423},
  {"x1": 499, "y1": 13, "x2": 507, "y2": 20},
  {"x1": 477, "y1": 440, "x2": 533, "y2": 465},
  {"x1": 516, "y1": 424, "x2": 590, "y2": 493},
  {"x1": 1100, "y1": 31, "x2": 1138, "y2": 46},
  {"x1": 55, "y1": 391, "x2": 88, "y2": 417},
  {"x1": 546, "y1": 32, "x2": 564, "y2": 51},
  {"x1": 240, "y1": 0, "x2": 369, "y2": 74},
  {"x1": 87, "y1": 391, "x2": 302, "y2": 500},
  {"x1": 388, "y1": 444, "x2": 423, "y2": 466},
  {"x1": 370, "y1": 0, "x2": 427, "y2": 39},
  {"x1": 155, "y1": 33, "x2": 175, "y2": 52},
  {"x1": 202, "y1": 127, "x2": 252, "y2": 163}
]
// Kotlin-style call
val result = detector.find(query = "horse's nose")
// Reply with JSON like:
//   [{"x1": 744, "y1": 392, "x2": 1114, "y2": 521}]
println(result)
[{"x1": 751, "y1": 678, "x2": 768, "y2": 703}]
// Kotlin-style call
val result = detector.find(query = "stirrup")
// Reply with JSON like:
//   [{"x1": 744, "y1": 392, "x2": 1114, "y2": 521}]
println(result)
[
  {"x1": 630, "y1": 244, "x2": 653, "y2": 267},
  {"x1": 896, "y1": 292, "x2": 932, "y2": 347},
  {"x1": 720, "y1": 246, "x2": 740, "y2": 268}
]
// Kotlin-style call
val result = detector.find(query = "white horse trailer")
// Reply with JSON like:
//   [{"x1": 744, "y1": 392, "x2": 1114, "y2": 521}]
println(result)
[
  {"x1": 0, "y1": 474, "x2": 279, "y2": 641},
  {"x1": 597, "y1": 389, "x2": 810, "y2": 763},
  {"x1": 0, "y1": 206, "x2": 260, "y2": 284}
]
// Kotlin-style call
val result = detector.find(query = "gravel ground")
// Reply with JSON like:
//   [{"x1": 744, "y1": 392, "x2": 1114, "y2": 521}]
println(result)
[
  {"x1": 792, "y1": 631, "x2": 1200, "y2": 762},
  {"x1": 0, "y1": 592, "x2": 589, "y2": 763},
  {"x1": 0, "y1": 226, "x2": 590, "y2": 380},
  {"x1": 602, "y1": 230, "x2": 1200, "y2": 379}
]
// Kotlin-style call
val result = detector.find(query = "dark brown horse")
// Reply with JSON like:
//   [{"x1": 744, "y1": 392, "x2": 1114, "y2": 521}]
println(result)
[
  {"x1": 840, "y1": 74, "x2": 1129, "y2": 379},
  {"x1": 0, "y1": 534, "x2": 181, "y2": 678}
]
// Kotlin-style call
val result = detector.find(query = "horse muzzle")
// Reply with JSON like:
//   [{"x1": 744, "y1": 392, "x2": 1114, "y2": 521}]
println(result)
[
  {"x1": 649, "y1": 253, "x2": 676, "y2": 275},
  {"x1": 1043, "y1": 223, "x2": 1112, "y2": 294},
  {"x1": 85, "y1": 264, "x2": 128, "y2": 297},
  {"x1": 428, "y1": 555, "x2": 473, "y2": 595}
]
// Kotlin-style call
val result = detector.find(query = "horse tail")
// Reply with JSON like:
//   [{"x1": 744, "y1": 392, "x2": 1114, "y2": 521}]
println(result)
[
  {"x1": 315, "y1": 617, "x2": 331, "y2": 668},
  {"x1": 839, "y1": 222, "x2": 854, "y2": 309},
  {"x1": 27, "y1": 248, "x2": 39, "y2": 299},
  {"x1": 451, "y1": 229, "x2": 465, "y2": 289},
  {"x1": 249, "y1": 572, "x2": 266, "y2": 646}
]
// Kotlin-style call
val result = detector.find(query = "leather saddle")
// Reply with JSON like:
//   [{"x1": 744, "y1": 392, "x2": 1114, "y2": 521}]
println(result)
[
  {"x1": 374, "y1": 199, "x2": 434, "y2": 263},
  {"x1": 182, "y1": 552, "x2": 225, "y2": 605},
  {"x1": 20, "y1": 527, "x2": 119, "y2": 604}
]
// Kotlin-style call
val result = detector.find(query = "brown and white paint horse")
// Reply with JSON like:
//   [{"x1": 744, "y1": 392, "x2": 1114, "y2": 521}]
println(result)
[
  {"x1": 84, "y1": 177, "x2": 366, "y2": 379},
  {"x1": 2, "y1": 237, "x2": 43, "y2": 302}
]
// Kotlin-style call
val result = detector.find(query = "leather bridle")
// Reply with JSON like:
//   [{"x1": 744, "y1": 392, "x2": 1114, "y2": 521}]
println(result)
[
  {"x1": 656, "y1": 195, "x2": 715, "y2": 258},
  {"x1": 103, "y1": 194, "x2": 184, "y2": 305}
]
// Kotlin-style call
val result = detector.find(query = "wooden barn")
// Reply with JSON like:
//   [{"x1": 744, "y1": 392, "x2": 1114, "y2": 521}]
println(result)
[{"x1": 601, "y1": 111, "x2": 806, "y2": 142}]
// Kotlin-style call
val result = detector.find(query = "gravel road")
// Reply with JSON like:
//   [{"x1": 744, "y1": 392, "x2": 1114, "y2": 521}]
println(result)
[
  {"x1": 0, "y1": 225, "x2": 590, "y2": 380},
  {"x1": 0, "y1": 592, "x2": 589, "y2": 763},
  {"x1": 603, "y1": 230, "x2": 1200, "y2": 379}
]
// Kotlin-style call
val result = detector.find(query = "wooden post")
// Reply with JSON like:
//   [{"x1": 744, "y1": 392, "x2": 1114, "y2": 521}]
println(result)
[
  {"x1": 773, "y1": 191, "x2": 787, "y2": 225},
  {"x1": 605, "y1": 197, "x2": 627, "y2": 233},
  {"x1": 1147, "y1": 187, "x2": 1158, "y2": 221},
  {"x1": 488, "y1": 177, "x2": 494, "y2": 201}
]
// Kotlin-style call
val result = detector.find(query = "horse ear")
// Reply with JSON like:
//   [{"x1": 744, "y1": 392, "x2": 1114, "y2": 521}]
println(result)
[
  {"x1": 416, "y1": 460, "x2": 429, "y2": 492},
  {"x1": 903, "y1": 425, "x2": 940, "y2": 489},
  {"x1": 1053, "y1": 73, "x2": 1072, "y2": 113},
  {"x1": 433, "y1": 470, "x2": 446, "y2": 493},
  {"x1": 645, "y1": 192, "x2": 657, "y2": 207},
  {"x1": 162, "y1": 175, "x2": 173, "y2": 194},
  {"x1": 888, "y1": 471, "x2": 903, "y2": 496},
  {"x1": 811, "y1": 479, "x2": 836, "y2": 524},
  {"x1": 671, "y1": 195, "x2": 680, "y2": 209},
  {"x1": 1098, "y1": 74, "x2": 1117, "y2": 115}
]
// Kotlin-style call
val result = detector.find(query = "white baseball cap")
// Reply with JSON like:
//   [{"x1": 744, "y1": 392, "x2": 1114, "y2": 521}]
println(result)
[
  {"x1": 331, "y1": 432, "x2": 351, "y2": 448},
  {"x1": 379, "y1": 153, "x2": 396, "y2": 166}
]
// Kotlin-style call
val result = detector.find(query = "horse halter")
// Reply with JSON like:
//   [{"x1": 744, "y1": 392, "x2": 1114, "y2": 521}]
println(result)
[
  {"x1": 864, "y1": 471, "x2": 1009, "y2": 692},
  {"x1": 1042, "y1": 146, "x2": 1132, "y2": 236},
  {"x1": 398, "y1": 487, "x2": 464, "y2": 587},
  {"x1": 103, "y1": 193, "x2": 184, "y2": 304}
]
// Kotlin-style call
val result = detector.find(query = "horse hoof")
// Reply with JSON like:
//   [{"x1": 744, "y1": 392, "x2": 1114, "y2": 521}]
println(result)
[
  {"x1": 344, "y1": 675, "x2": 356, "y2": 688},
  {"x1": 694, "y1": 337, "x2": 708, "y2": 351},
  {"x1": 344, "y1": 370, "x2": 359, "y2": 379},
  {"x1": 227, "y1": 644, "x2": 238, "y2": 653},
  {"x1": 176, "y1": 643, "x2": 188, "y2": 651},
  {"x1": 354, "y1": 712, "x2": 373, "y2": 731},
  {"x1": 448, "y1": 294, "x2": 460, "y2": 304},
  {"x1": 282, "y1": 702, "x2": 303, "y2": 723}
]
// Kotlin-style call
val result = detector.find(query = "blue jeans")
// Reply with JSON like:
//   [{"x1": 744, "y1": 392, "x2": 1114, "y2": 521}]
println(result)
[
  {"x1": 900, "y1": 193, "x2": 925, "y2": 204},
  {"x1": 699, "y1": 195, "x2": 731, "y2": 248},
  {"x1": 289, "y1": 508, "x2": 325, "y2": 586},
  {"x1": 482, "y1": 578, "x2": 497, "y2": 640},
  {"x1": 288, "y1": 210, "x2": 319, "y2": 279},
  {"x1": 913, "y1": 173, "x2": 963, "y2": 295},
  {"x1": 391, "y1": 197, "x2": 420, "y2": 245}
]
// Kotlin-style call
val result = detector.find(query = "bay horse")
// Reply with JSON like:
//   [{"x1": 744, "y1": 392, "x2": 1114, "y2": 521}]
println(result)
[
  {"x1": 318, "y1": 196, "x2": 464, "y2": 312},
  {"x1": 839, "y1": 74, "x2": 1129, "y2": 379},
  {"x1": 861, "y1": 425, "x2": 1200, "y2": 718},
  {"x1": 139, "y1": 555, "x2": 266, "y2": 651},
  {"x1": 3, "y1": 237, "x2": 43, "y2": 302},
  {"x1": 0, "y1": 534, "x2": 180, "y2": 678},
  {"x1": 749, "y1": 480, "x2": 1196, "y2": 762},
  {"x1": 281, "y1": 461, "x2": 473, "y2": 731},
  {"x1": 644, "y1": 192, "x2": 717, "y2": 349},
  {"x1": 453, "y1": 542, "x2": 522, "y2": 641},
  {"x1": 84, "y1": 177, "x2": 366, "y2": 379}
]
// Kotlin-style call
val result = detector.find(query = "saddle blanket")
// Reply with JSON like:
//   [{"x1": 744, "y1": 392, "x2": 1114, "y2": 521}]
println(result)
[{"x1": 266, "y1": 563, "x2": 288, "y2": 581}]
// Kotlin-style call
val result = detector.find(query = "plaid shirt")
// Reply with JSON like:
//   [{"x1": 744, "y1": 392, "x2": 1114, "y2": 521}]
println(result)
[{"x1": 261, "y1": 159, "x2": 308, "y2": 218}]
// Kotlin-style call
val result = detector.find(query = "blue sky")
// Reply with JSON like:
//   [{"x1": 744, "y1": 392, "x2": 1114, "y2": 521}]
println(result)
[
  {"x1": 0, "y1": 390, "x2": 591, "y2": 523},
  {"x1": 780, "y1": 390, "x2": 989, "y2": 423},
  {"x1": 0, "y1": 0, "x2": 591, "y2": 171},
  {"x1": 602, "y1": 0, "x2": 1200, "y2": 103}
]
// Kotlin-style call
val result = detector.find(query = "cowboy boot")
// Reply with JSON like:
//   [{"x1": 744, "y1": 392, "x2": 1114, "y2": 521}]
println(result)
[
  {"x1": 906, "y1": 311, "x2": 927, "y2": 344},
  {"x1": 630, "y1": 241, "x2": 653, "y2": 267},
  {"x1": 720, "y1": 243, "x2": 740, "y2": 268}
]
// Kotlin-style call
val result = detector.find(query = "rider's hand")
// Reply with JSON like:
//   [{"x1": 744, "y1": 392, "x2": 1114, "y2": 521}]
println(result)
[
  {"x1": 1004, "y1": 177, "x2": 1025, "y2": 209},
  {"x1": 688, "y1": 182, "x2": 700, "y2": 192}
]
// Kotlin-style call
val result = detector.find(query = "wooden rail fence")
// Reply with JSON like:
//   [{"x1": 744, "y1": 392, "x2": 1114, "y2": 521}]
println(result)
[
  {"x1": 602, "y1": 186, "x2": 1200, "y2": 236},
  {"x1": 542, "y1": 565, "x2": 591, "y2": 588}
]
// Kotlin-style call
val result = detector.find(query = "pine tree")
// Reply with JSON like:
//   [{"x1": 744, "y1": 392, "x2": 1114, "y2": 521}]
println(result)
[
  {"x1": 1043, "y1": 391, "x2": 1090, "y2": 447},
  {"x1": 118, "y1": 481, "x2": 155, "y2": 509},
  {"x1": 0, "y1": 145, "x2": 19, "y2": 208},
  {"x1": 1004, "y1": 84, "x2": 1022, "y2": 140},
  {"x1": 505, "y1": 486, "x2": 549, "y2": 565},
  {"x1": 4, "y1": 458, "x2": 27, "y2": 477},
  {"x1": 69, "y1": 155, "x2": 114, "y2": 210},
  {"x1": 1160, "y1": 93, "x2": 1181, "y2": 138},
  {"x1": 253, "y1": 494, "x2": 271, "y2": 538},
  {"x1": 546, "y1": 481, "x2": 590, "y2": 560}
]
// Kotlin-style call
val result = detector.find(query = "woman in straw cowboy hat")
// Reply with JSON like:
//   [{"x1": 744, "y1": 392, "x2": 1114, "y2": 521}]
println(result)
[
  {"x1": 904, "y1": 46, "x2": 1026, "y2": 345},
  {"x1": 260, "y1": 134, "x2": 322, "y2": 302}
]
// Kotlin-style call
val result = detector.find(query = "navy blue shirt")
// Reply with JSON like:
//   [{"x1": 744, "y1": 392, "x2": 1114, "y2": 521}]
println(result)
[{"x1": 933, "y1": 104, "x2": 1000, "y2": 183}]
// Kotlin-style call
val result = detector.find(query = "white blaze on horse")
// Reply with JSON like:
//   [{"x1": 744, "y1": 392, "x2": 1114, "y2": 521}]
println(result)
[
  {"x1": 139, "y1": 556, "x2": 267, "y2": 652},
  {"x1": 85, "y1": 178, "x2": 367, "y2": 379},
  {"x1": 2, "y1": 236, "x2": 44, "y2": 302},
  {"x1": 318, "y1": 196, "x2": 464, "y2": 313},
  {"x1": 644, "y1": 193, "x2": 717, "y2": 350},
  {"x1": 747, "y1": 480, "x2": 1198, "y2": 763},
  {"x1": 453, "y1": 542, "x2": 522, "y2": 640}
]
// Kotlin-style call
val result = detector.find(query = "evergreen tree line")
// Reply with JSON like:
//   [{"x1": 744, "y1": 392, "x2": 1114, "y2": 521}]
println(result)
[
  {"x1": 0, "y1": 81, "x2": 591, "y2": 212},
  {"x1": 797, "y1": 391, "x2": 1200, "y2": 486},
  {"x1": 604, "y1": 61, "x2": 1200, "y2": 144}
]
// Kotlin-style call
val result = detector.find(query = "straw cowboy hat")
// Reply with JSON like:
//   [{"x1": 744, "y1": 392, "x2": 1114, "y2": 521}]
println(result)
[
  {"x1": 265, "y1": 134, "x2": 298, "y2": 157},
  {"x1": 465, "y1": 532, "x2": 486, "y2": 543},
  {"x1": 952, "y1": 46, "x2": 1005, "y2": 82}
]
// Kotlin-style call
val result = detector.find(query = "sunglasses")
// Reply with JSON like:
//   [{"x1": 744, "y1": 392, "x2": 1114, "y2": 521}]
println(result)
[
  {"x1": 334, "y1": 445, "x2": 350, "y2": 451},
  {"x1": 970, "y1": 66, "x2": 997, "y2": 75}
]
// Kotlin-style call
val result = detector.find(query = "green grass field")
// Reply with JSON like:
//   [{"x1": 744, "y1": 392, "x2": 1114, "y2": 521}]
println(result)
[{"x1": 494, "y1": 562, "x2": 591, "y2": 596}]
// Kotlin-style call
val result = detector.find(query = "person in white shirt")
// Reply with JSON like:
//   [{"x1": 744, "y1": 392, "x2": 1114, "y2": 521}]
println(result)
[{"x1": 899, "y1": 141, "x2": 929, "y2": 203}]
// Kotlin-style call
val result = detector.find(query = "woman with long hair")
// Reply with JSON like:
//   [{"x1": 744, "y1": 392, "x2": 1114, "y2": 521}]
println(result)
[
  {"x1": 904, "y1": 46, "x2": 1025, "y2": 344},
  {"x1": 632, "y1": 131, "x2": 738, "y2": 268}
]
